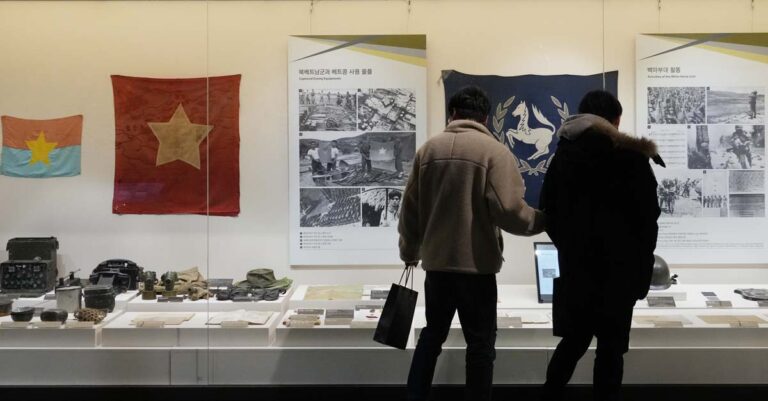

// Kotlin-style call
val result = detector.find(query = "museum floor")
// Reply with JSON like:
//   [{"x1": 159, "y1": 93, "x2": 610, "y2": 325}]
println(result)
[{"x1": 1, "y1": 385, "x2": 767, "y2": 401}]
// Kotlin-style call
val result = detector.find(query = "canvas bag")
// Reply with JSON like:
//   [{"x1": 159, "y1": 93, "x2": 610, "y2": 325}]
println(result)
[{"x1": 373, "y1": 264, "x2": 418, "y2": 350}]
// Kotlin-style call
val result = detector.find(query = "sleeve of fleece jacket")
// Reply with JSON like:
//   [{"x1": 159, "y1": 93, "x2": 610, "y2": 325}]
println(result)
[
  {"x1": 398, "y1": 151, "x2": 421, "y2": 263},
  {"x1": 485, "y1": 146, "x2": 545, "y2": 236}
]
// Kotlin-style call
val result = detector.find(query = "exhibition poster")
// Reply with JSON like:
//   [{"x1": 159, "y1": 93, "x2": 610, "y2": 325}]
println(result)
[
  {"x1": 443, "y1": 70, "x2": 618, "y2": 206},
  {"x1": 636, "y1": 33, "x2": 768, "y2": 263},
  {"x1": 111, "y1": 75, "x2": 241, "y2": 216},
  {"x1": 288, "y1": 35, "x2": 427, "y2": 265},
  {"x1": 1, "y1": 115, "x2": 83, "y2": 178}
]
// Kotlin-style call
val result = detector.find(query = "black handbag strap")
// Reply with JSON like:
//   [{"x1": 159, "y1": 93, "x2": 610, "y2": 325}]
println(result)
[{"x1": 398, "y1": 264, "x2": 415, "y2": 290}]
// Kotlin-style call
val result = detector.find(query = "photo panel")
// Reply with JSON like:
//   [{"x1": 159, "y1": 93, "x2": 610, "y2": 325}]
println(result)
[
  {"x1": 688, "y1": 125, "x2": 712, "y2": 169},
  {"x1": 729, "y1": 170, "x2": 765, "y2": 193},
  {"x1": 299, "y1": 88, "x2": 357, "y2": 131},
  {"x1": 647, "y1": 87, "x2": 706, "y2": 124},
  {"x1": 357, "y1": 88, "x2": 416, "y2": 131},
  {"x1": 702, "y1": 169, "x2": 729, "y2": 217},
  {"x1": 704, "y1": 125, "x2": 765, "y2": 169},
  {"x1": 361, "y1": 188, "x2": 403, "y2": 227},
  {"x1": 299, "y1": 188, "x2": 362, "y2": 227},
  {"x1": 729, "y1": 194, "x2": 766, "y2": 218},
  {"x1": 656, "y1": 169, "x2": 703, "y2": 218},
  {"x1": 298, "y1": 131, "x2": 416, "y2": 187},
  {"x1": 706, "y1": 86, "x2": 765, "y2": 124}
]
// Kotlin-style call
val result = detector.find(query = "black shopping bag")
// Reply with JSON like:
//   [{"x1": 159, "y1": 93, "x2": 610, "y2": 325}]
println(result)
[{"x1": 373, "y1": 264, "x2": 418, "y2": 350}]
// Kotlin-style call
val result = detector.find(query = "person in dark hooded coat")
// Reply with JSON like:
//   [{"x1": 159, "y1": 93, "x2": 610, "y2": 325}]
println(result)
[{"x1": 539, "y1": 90, "x2": 664, "y2": 401}]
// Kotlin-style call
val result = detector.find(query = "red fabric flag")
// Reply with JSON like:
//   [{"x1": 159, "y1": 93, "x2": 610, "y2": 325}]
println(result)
[{"x1": 111, "y1": 75, "x2": 240, "y2": 216}]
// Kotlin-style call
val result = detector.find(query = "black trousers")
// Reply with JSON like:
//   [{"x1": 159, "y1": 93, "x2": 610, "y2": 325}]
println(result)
[
  {"x1": 407, "y1": 271, "x2": 497, "y2": 401},
  {"x1": 543, "y1": 301, "x2": 635, "y2": 401}
]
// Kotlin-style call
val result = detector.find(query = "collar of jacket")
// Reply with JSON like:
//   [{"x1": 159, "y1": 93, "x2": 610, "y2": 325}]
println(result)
[
  {"x1": 444, "y1": 119, "x2": 494, "y2": 139},
  {"x1": 557, "y1": 113, "x2": 661, "y2": 161}
]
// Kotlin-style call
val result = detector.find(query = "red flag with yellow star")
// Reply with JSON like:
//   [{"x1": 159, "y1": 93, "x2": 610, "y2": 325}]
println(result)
[{"x1": 111, "y1": 75, "x2": 240, "y2": 216}]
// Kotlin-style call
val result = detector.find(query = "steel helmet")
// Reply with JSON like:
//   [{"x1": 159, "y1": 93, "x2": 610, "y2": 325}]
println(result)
[{"x1": 650, "y1": 254, "x2": 678, "y2": 290}]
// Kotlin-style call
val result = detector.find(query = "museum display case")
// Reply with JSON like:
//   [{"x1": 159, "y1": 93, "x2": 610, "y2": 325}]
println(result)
[{"x1": 0, "y1": 0, "x2": 768, "y2": 391}]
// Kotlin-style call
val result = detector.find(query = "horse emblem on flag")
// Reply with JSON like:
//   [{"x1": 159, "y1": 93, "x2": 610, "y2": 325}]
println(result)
[
  {"x1": 442, "y1": 69, "x2": 617, "y2": 206},
  {"x1": 491, "y1": 96, "x2": 570, "y2": 177}
]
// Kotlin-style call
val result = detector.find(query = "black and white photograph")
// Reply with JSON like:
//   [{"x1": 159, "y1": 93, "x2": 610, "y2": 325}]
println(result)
[
  {"x1": 299, "y1": 188, "x2": 361, "y2": 227},
  {"x1": 299, "y1": 89, "x2": 357, "y2": 131},
  {"x1": 647, "y1": 87, "x2": 706, "y2": 124},
  {"x1": 702, "y1": 170, "x2": 728, "y2": 217},
  {"x1": 299, "y1": 131, "x2": 416, "y2": 187},
  {"x1": 706, "y1": 87, "x2": 765, "y2": 124},
  {"x1": 361, "y1": 188, "x2": 402, "y2": 227},
  {"x1": 729, "y1": 194, "x2": 765, "y2": 218},
  {"x1": 689, "y1": 125, "x2": 765, "y2": 169},
  {"x1": 656, "y1": 169, "x2": 703, "y2": 218},
  {"x1": 357, "y1": 88, "x2": 416, "y2": 131},
  {"x1": 729, "y1": 170, "x2": 765, "y2": 193}
]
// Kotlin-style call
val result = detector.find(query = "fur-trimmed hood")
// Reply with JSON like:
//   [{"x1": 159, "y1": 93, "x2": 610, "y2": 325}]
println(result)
[{"x1": 557, "y1": 114, "x2": 664, "y2": 166}]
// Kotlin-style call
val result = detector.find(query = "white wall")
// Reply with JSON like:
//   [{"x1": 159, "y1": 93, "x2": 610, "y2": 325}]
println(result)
[{"x1": 1, "y1": 0, "x2": 767, "y2": 290}]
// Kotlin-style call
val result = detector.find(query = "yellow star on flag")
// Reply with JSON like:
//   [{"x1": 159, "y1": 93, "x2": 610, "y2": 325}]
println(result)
[
  {"x1": 26, "y1": 131, "x2": 58, "y2": 166},
  {"x1": 148, "y1": 104, "x2": 213, "y2": 169}
]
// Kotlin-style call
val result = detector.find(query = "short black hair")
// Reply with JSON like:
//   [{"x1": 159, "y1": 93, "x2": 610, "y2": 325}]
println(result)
[
  {"x1": 578, "y1": 90, "x2": 623, "y2": 122},
  {"x1": 448, "y1": 86, "x2": 490, "y2": 123}
]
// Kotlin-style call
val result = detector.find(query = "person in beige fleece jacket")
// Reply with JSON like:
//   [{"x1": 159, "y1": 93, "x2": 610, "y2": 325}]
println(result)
[{"x1": 399, "y1": 86, "x2": 545, "y2": 401}]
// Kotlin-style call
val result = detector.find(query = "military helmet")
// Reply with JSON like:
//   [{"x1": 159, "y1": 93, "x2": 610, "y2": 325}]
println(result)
[{"x1": 650, "y1": 254, "x2": 678, "y2": 290}]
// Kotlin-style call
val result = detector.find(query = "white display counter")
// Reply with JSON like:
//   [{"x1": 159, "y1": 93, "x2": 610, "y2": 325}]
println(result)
[{"x1": 0, "y1": 284, "x2": 767, "y2": 385}]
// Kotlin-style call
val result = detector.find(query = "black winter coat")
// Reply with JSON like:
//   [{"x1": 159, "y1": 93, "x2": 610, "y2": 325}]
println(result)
[{"x1": 540, "y1": 114, "x2": 662, "y2": 335}]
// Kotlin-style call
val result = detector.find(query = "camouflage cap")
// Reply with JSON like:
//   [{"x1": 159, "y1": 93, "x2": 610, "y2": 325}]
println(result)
[{"x1": 238, "y1": 268, "x2": 293, "y2": 291}]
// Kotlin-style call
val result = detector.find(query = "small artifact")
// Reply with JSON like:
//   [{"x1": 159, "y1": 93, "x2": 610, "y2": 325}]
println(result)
[
  {"x1": 162, "y1": 271, "x2": 179, "y2": 292},
  {"x1": 734, "y1": 288, "x2": 768, "y2": 301},
  {"x1": 142, "y1": 270, "x2": 157, "y2": 286},
  {"x1": 10, "y1": 307, "x2": 34, "y2": 322},
  {"x1": 142, "y1": 278, "x2": 156, "y2": 300},
  {"x1": 0, "y1": 299, "x2": 13, "y2": 317},
  {"x1": 83, "y1": 285, "x2": 116, "y2": 312},
  {"x1": 55, "y1": 286, "x2": 82, "y2": 313},
  {"x1": 649, "y1": 255, "x2": 678, "y2": 290},
  {"x1": 157, "y1": 296, "x2": 183, "y2": 303},
  {"x1": 74, "y1": 308, "x2": 107, "y2": 324},
  {"x1": 56, "y1": 271, "x2": 83, "y2": 289},
  {"x1": 40, "y1": 308, "x2": 68, "y2": 323}
]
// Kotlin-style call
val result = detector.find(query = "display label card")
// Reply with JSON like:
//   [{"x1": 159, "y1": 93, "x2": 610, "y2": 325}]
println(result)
[
  {"x1": 706, "y1": 300, "x2": 733, "y2": 308},
  {"x1": 370, "y1": 289, "x2": 390, "y2": 300},
  {"x1": 647, "y1": 296, "x2": 677, "y2": 307},
  {"x1": 288, "y1": 35, "x2": 427, "y2": 265},
  {"x1": 355, "y1": 304, "x2": 382, "y2": 310},
  {"x1": 296, "y1": 308, "x2": 325, "y2": 315},
  {"x1": 637, "y1": 33, "x2": 768, "y2": 264}
]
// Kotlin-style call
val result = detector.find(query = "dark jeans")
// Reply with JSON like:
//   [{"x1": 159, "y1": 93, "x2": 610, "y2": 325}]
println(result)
[
  {"x1": 543, "y1": 301, "x2": 635, "y2": 401},
  {"x1": 407, "y1": 271, "x2": 497, "y2": 401}
]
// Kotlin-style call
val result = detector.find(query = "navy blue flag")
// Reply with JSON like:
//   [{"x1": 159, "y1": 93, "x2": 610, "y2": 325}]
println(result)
[{"x1": 443, "y1": 70, "x2": 618, "y2": 207}]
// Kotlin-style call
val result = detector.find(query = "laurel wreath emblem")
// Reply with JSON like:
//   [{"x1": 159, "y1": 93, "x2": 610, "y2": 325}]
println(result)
[{"x1": 491, "y1": 95, "x2": 569, "y2": 176}]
